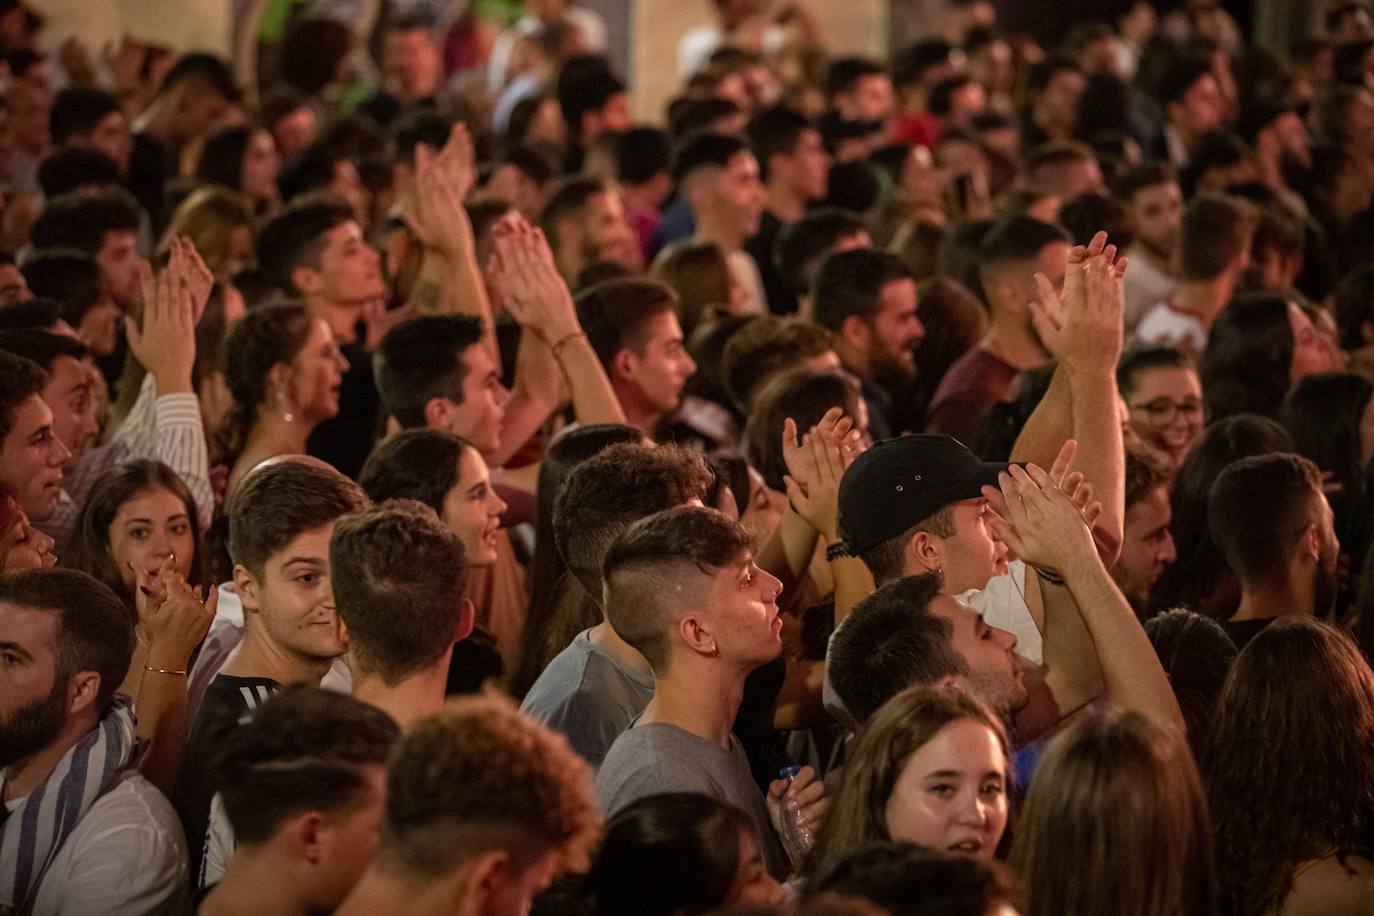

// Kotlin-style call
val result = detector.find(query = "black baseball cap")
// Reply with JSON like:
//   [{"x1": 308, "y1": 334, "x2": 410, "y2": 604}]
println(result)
[{"x1": 838, "y1": 435, "x2": 1009, "y2": 555}]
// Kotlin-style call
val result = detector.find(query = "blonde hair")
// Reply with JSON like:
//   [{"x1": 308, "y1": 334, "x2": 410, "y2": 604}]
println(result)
[
  {"x1": 160, "y1": 186, "x2": 255, "y2": 278},
  {"x1": 1011, "y1": 710, "x2": 1217, "y2": 916}
]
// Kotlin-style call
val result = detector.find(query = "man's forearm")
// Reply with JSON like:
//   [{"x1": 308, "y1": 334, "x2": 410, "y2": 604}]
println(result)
[
  {"x1": 1065, "y1": 363, "x2": 1125, "y2": 558},
  {"x1": 1009, "y1": 366, "x2": 1070, "y2": 466},
  {"x1": 1063, "y1": 549, "x2": 1184, "y2": 732},
  {"x1": 554, "y1": 336, "x2": 627, "y2": 426}
]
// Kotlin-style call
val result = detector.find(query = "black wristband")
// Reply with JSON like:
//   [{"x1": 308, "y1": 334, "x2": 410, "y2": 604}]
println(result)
[
  {"x1": 1034, "y1": 566, "x2": 1067, "y2": 587},
  {"x1": 826, "y1": 541, "x2": 851, "y2": 562}
]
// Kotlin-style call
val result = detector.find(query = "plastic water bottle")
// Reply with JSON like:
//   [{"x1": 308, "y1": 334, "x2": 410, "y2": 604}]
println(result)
[{"x1": 777, "y1": 764, "x2": 814, "y2": 872}]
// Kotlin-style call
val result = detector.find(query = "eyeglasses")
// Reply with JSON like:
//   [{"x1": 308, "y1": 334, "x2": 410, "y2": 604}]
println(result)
[{"x1": 1130, "y1": 397, "x2": 1204, "y2": 425}]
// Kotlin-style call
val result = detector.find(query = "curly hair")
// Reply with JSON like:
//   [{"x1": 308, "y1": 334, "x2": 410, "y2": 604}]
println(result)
[
  {"x1": 808, "y1": 685, "x2": 1010, "y2": 878},
  {"x1": 381, "y1": 692, "x2": 601, "y2": 878},
  {"x1": 1207, "y1": 618, "x2": 1374, "y2": 916},
  {"x1": 216, "y1": 302, "x2": 313, "y2": 466}
]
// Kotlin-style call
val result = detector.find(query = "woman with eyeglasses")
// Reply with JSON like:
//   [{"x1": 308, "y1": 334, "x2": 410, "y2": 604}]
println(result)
[{"x1": 1118, "y1": 346, "x2": 1205, "y2": 467}]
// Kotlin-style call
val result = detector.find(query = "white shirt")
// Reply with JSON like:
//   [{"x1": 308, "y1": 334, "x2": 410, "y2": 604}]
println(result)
[
  {"x1": 1122, "y1": 247, "x2": 1177, "y2": 333},
  {"x1": 9, "y1": 774, "x2": 189, "y2": 916},
  {"x1": 487, "y1": 9, "x2": 608, "y2": 92},
  {"x1": 1132, "y1": 300, "x2": 1209, "y2": 360},
  {"x1": 959, "y1": 560, "x2": 1042, "y2": 665}
]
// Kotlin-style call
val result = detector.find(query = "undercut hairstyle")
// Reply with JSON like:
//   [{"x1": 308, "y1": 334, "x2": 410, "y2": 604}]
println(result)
[
  {"x1": 553, "y1": 443, "x2": 714, "y2": 601},
  {"x1": 30, "y1": 188, "x2": 140, "y2": 255},
  {"x1": 723, "y1": 316, "x2": 834, "y2": 410},
  {"x1": 775, "y1": 208, "x2": 868, "y2": 298},
  {"x1": 332, "y1": 500, "x2": 468, "y2": 685},
  {"x1": 812, "y1": 248, "x2": 914, "y2": 333},
  {"x1": 359, "y1": 429, "x2": 475, "y2": 515},
  {"x1": 976, "y1": 217, "x2": 1070, "y2": 300},
  {"x1": 1125, "y1": 443, "x2": 1173, "y2": 509},
  {"x1": 539, "y1": 175, "x2": 608, "y2": 239},
  {"x1": 1117, "y1": 346, "x2": 1191, "y2": 400},
  {"x1": 0, "y1": 328, "x2": 88, "y2": 373},
  {"x1": 49, "y1": 87, "x2": 121, "y2": 145},
  {"x1": 375, "y1": 314, "x2": 485, "y2": 428},
  {"x1": 809, "y1": 842, "x2": 1015, "y2": 916},
  {"x1": 672, "y1": 131, "x2": 750, "y2": 185},
  {"x1": 860, "y1": 506, "x2": 957, "y2": 586},
  {"x1": 1112, "y1": 161, "x2": 1179, "y2": 204},
  {"x1": 208, "y1": 684, "x2": 400, "y2": 845},
  {"x1": 1209, "y1": 453, "x2": 1324, "y2": 587},
  {"x1": 227, "y1": 459, "x2": 369, "y2": 578},
  {"x1": 0, "y1": 348, "x2": 47, "y2": 442},
  {"x1": 38, "y1": 147, "x2": 121, "y2": 198},
  {"x1": 0, "y1": 568, "x2": 135, "y2": 710},
  {"x1": 746, "y1": 105, "x2": 813, "y2": 181},
  {"x1": 602, "y1": 506, "x2": 753, "y2": 670},
  {"x1": 744, "y1": 368, "x2": 862, "y2": 492},
  {"x1": 825, "y1": 56, "x2": 888, "y2": 99},
  {"x1": 380, "y1": 693, "x2": 600, "y2": 878},
  {"x1": 575, "y1": 278, "x2": 680, "y2": 370},
  {"x1": 1180, "y1": 194, "x2": 1254, "y2": 282},
  {"x1": 21, "y1": 249, "x2": 103, "y2": 328},
  {"x1": 829, "y1": 573, "x2": 969, "y2": 724},
  {"x1": 254, "y1": 192, "x2": 355, "y2": 295},
  {"x1": 556, "y1": 55, "x2": 624, "y2": 138}
]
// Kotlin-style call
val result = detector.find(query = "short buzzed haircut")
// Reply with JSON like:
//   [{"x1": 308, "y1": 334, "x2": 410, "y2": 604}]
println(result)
[
  {"x1": 209, "y1": 684, "x2": 400, "y2": 845},
  {"x1": 0, "y1": 568, "x2": 135, "y2": 710},
  {"x1": 553, "y1": 443, "x2": 714, "y2": 601},
  {"x1": 673, "y1": 132, "x2": 750, "y2": 185},
  {"x1": 828, "y1": 573, "x2": 969, "y2": 724},
  {"x1": 254, "y1": 192, "x2": 355, "y2": 295},
  {"x1": 976, "y1": 216, "x2": 1070, "y2": 300},
  {"x1": 0, "y1": 348, "x2": 46, "y2": 443},
  {"x1": 1180, "y1": 194, "x2": 1254, "y2": 282},
  {"x1": 30, "y1": 188, "x2": 141, "y2": 255},
  {"x1": 812, "y1": 247, "x2": 914, "y2": 333},
  {"x1": 723, "y1": 316, "x2": 835, "y2": 410},
  {"x1": 575, "y1": 278, "x2": 679, "y2": 370},
  {"x1": 602, "y1": 506, "x2": 753, "y2": 670},
  {"x1": 380, "y1": 694, "x2": 600, "y2": 878},
  {"x1": 1209, "y1": 453, "x2": 1325, "y2": 587},
  {"x1": 376, "y1": 314, "x2": 485, "y2": 428},
  {"x1": 332, "y1": 500, "x2": 469, "y2": 685},
  {"x1": 775, "y1": 208, "x2": 868, "y2": 298},
  {"x1": 227, "y1": 460, "x2": 369, "y2": 577}
]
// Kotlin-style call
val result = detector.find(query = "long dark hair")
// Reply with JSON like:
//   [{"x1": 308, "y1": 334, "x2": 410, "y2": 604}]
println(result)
[
  {"x1": 1201, "y1": 294, "x2": 1296, "y2": 421},
  {"x1": 581, "y1": 793, "x2": 755, "y2": 916},
  {"x1": 509, "y1": 424, "x2": 643, "y2": 700},
  {"x1": 216, "y1": 302, "x2": 313, "y2": 468},
  {"x1": 1281, "y1": 372, "x2": 1374, "y2": 501},
  {"x1": 196, "y1": 125, "x2": 253, "y2": 194},
  {"x1": 1147, "y1": 414, "x2": 1292, "y2": 618},
  {"x1": 1207, "y1": 618, "x2": 1374, "y2": 916},
  {"x1": 63, "y1": 460, "x2": 208, "y2": 609}
]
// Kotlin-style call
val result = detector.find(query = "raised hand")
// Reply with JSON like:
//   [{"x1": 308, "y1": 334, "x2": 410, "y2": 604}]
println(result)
[
  {"x1": 135, "y1": 557, "x2": 217, "y2": 671},
  {"x1": 128, "y1": 257, "x2": 196, "y2": 392},
  {"x1": 987, "y1": 463, "x2": 1097, "y2": 579},
  {"x1": 167, "y1": 236, "x2": 214, "y2": 322},
  {"x1": 404, "y1": 126, "x2": 477, "y2": 257},
  {"x1": 782, "y1": 408, "x2": 858, "y2": 542},
  {"x1": 489, "y1": 215, "x2": 581, "y2": 342}
]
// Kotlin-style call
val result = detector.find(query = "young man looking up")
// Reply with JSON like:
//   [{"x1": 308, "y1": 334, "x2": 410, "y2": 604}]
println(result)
[
  {"x1": 1210, "y1": 453, "x2": 1340, "y2": 651},
  {"x1": 522, "y1": 443, "x2": 714, "y2": 768},
  {"x1": 926, "y1": 216, "x2": 1070, "y2": 446},
  {"x1": 199, "y1": 686, "x2": 401, "y2": 916},
  {"x1": 0, "y1": 569, "x2": 187, "y2": 914},
  {"x1": 332, "y1": 500, "x2": 476, "y2": 730},
  {"x1": 812, "y1": 247, "x2": 924, "y2": 441},
  {"x1": 0, "y1": 349, "x2": 70, "y2": 523},
  {"x1": 595, "y1": 506, "x2": 828, "y2": 878},
  {"x1": 336, "y1": 694, "x2": 601, "y2": 916},
  {"x1": 745, "y1": 105, "x2": 830, "y2": 314},
  {"x1": 575, "y1": 278, "x2": 697, "y2": 437},
  {"x1": 677, "y1": 131, "x2": 768, "y2": 315},
  {"x1": 176, "y1": 459, "x2": 369, "y2": 884},
  {"x1": 1132, "y1": 193, "x2": 1254, "y2": 358},
  {"x1": 1110, "y1": 444, "x2": 1177, "y2": 615}
]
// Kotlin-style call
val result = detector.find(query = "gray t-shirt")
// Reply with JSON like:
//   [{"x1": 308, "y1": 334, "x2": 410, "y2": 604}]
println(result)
[
  {"x1": 520, "y1": 629, "x2": 654, "y2": 769},
  {"x1": 596, "y1": 722, "x2": 788, "y2": 878}
]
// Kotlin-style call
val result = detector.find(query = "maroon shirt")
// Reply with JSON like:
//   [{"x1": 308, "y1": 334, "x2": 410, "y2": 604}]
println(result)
[{"x1": 924, "y1": 346, "x2": 1019, "y2": 448}]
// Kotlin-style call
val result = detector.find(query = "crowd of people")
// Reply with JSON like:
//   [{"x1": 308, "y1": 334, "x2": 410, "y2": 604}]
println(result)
[{"x1": 3, "y1": 0, "x2": 1374, "y2": 913}]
